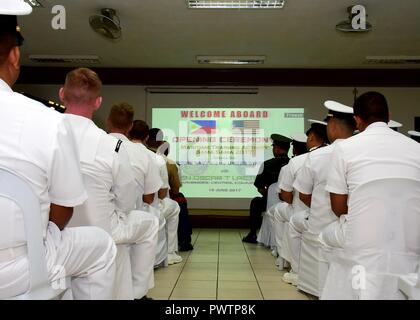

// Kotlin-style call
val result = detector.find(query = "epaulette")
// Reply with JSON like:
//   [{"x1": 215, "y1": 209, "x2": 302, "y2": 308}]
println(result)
[{"x1": 115, "y1": 140, "x2": 123, "y2": 153}]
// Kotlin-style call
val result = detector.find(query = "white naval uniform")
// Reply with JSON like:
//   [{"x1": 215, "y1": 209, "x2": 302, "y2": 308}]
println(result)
[
  {"x1": 158, "y1": 153, "x2": 181, "y2": 254},
  {"x1": 109, "y1": 133, "x2": 161, "y2": 299},
  {"x1": 146, "y1": 148, "x2": 180, "y2": 255},
  {"x1": 268, "y1": 154, "x2": 309, "y2": 268},
  {"x1": 131, "y1": 142, "x2": 168, "y2": 266},
  {"x1": 66, "y1": 115, "x2": 158, "y2": 299},
  {"x1": 322, "y1": 122, "x2": 420, "y2": 300},
  {"x1": 294, "y1": 141, "x2": 344, "y2": 240},
  {"x1": 323, "y1": 122, "x2": 420, "y2": 247},
  {"x1": 0, "y1": 79, "x2": 116, "y2": 299}
]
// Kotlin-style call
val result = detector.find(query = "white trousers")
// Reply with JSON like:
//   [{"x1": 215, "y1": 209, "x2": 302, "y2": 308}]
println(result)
[
  {"x1": 272, "y1": 202, "x2": 293, "y2": 256},
  {"x1": 318, "y1": 217, "x2": 346, "y2": 249},
  {"x1": 159, "y1": 198, "x2": 180, "y2": 254},
  {"x1": 111, "y1": 210, "x2": 159, "y2": 299},
  {"x1": 0, "y1": 222, "x2": 117, "y2": 300},
  {"x1": 143, "y1": 204, "x2": 168, "y2": 266},
  {"x1": 281, "y1": 210, "x2": 309, "y2": 272}
]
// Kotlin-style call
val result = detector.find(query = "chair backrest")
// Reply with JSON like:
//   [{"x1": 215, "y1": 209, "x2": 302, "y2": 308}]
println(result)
[
  {"x1": 0, "y1": 168, "x2": 55, "y2": 299},
  {"x1": 266, "y1": 182, "x2": 281, "y2": 210},
  {"x1": 345, "y1": 177, "x2": 420, "y2": 274}
]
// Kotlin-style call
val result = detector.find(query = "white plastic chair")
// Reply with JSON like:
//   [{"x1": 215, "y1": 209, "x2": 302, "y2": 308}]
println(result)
[
  {"x1": 257, "y1": 183, "x2": 281, "y2": 247},
  {"x1": 321, "y1": 178, "x2": 420, "y2": 300},
  {"x1": 0, "y1": 168, "x2": 68, "y2": 300},
  {"x1": 398, "y1": 260, "x2": 420, "y2": 300}
]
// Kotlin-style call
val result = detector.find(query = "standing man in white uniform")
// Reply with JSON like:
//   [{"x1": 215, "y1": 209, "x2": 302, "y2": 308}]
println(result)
[
  {"x1": 60, "y1": 68, "x2": 159, "y2": 300},
  {"x1": 321, "y1": 92, "x2": 420, "y2": 248},
  {"x1": 129, "y1": 121, "x2": 183, "y2": 265},
  {"x1": 0, "y1": 6, "x2": 116, "y2": 300}
]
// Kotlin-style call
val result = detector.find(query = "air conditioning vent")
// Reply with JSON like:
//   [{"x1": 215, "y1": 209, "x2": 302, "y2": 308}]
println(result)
[
  {"x1": 366, "y1": 56, "x2": 420, "y2": 65},
  {"x1": 29, "y1": 55, "x2": 101, "y2": 64},
  {"x1": 197, "y1": 56, "x2": 266, "y2": 65}
]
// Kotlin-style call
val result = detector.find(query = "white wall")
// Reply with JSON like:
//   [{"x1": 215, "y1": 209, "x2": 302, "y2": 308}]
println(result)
[{"x1": 14, "y1": 84, "x2": 420, "y2": 209}]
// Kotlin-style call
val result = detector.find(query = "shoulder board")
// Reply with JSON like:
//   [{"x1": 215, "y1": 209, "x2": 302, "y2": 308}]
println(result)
[{"x1": 115, "y1": 140, "x2": 123, "y2": 153}]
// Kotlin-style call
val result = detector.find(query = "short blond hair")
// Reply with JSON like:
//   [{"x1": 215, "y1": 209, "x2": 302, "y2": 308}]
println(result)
[
  {"x1": 63, "y1": 68, "x2": 102, "y2": 104},
  {"x1": 108, "y1": 102, "x2": 135, "y2": 130}
]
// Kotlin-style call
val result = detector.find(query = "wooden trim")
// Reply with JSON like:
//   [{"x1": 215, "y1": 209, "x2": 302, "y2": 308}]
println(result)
[{"x1": 17, "y1": 67, "x2": 420, "y2": 87}]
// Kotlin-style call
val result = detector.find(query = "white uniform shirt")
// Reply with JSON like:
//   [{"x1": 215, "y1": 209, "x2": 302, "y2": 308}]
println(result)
[
  {"x1": 326, "y1": 122, "x2": 420, "y2": 196},
  {"x1": 132, "y1": 142, "x2": 168, "y2": 206},
  {"x1": 277, "y1": 153, "x2": 309, "y2": 212},
  {"x1": 66, "y1": 115, "x2": 138, "y2": 234},
  {"x1": 109, "y1": 133, "x2": 162, "y2": 198},
  {"x1": 0, "y1": 79, "x2": 87, "y2": 249},
  {"x1": 294, "y1": 141, "x2": 343, "y2": 234}
]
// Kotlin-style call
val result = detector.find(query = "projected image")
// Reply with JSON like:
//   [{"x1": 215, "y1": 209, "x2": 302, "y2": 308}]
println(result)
[{"x1": 152, "y1": 108, "x2": 304, "y2": 198}]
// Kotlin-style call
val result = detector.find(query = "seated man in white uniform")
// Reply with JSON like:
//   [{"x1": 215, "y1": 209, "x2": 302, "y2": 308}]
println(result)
[
  {"x1": 106, "y1": 103, "x2": 163, "y2": 298},
  {"x1": 129, "y1": 121, "x2": 183, "y2": 265},
  {"x1": 0, "y1": 9, "x2": 116, "y2": 300},
  {"x1": 264, "y1": 133, "x2": 307, "y2": 253},
  {"x1": 321, "y1": 92, "x2": 420, "y2": 249},
  {"x1": 274, "y1": 123, "x2": 328, "y2": 284},
  {"x1": 290, "y1": 102, "x2": 355, "y2": 289},
  {"x1": 60, "y1": 68, "x2": 159, "y2": 300},
  {"x1": 147, "y1": 128, "x2": 183, "y2": 261},
  {"x1": 321, "y1": 92, "x2": 420, "y2": 299}
]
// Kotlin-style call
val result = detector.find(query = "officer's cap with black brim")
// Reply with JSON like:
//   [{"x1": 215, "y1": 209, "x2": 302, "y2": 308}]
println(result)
[
  {"x1": 0, "y1": 0, "x2": 33, "y2": 47},
  {"x1": 291, "y1": 133, "x2": 307, "y2": 145},
  {"x1": 323, "y1": 100, "x2": 354, "y2": 122},
  {"x1": 408, "y1": 130, "x2": 420, "y2": 142}
]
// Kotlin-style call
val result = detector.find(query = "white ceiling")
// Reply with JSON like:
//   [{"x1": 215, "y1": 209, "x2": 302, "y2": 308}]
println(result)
[{"x1": 18, "y1": 0, "x2": 420, "y2": 68}]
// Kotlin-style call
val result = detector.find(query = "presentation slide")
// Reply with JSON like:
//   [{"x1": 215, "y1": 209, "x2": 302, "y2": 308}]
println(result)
[{"x1": 152, "y1": 108, "x2": 304, "y2": 198}]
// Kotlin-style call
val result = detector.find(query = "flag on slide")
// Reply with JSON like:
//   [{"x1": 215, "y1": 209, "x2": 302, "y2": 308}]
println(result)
[
  {"x1": 232, "y1": 120, "x2": 260, "y2": 134},
  {"x1": 190, "y1": 120, "x2": 216, "y2": 134}
]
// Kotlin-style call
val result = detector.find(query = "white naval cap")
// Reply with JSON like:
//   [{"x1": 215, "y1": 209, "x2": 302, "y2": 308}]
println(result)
[
  {"x1": 388, "y1": 120, "x2": 403, "y2": 128},
  {"x1": 291, "y1": 133, "x2": 308, "y2": 144},
  {"x1": 308, "y1": 119, "x2": 327, "y2": 126},
  {"x1": 324, "y1": 100, "x2": 354, "y2": 119},
  {"x1": 408, "y1": 130, "x2": 420, "y2": 137},
  {"x1": 0, "y1": 0, "x2": 32, "y2": 15}
]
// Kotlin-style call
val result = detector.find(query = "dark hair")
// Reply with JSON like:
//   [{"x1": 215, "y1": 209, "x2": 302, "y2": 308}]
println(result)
[
  {"x1": 0, "y1": 15, "x2": 23, "y2": 65},
  {"x1": 148, "y1": 128, "x2": 164, "y2": 149},
  {"x1": 353, "y1": 91, "x2": 389, "y2": 124},
  {"x1": 292, "y1": 141, "x2": 307, "y2": 156},
  {"x1": 0, "y1": 33, "x2": 17, "y2": 66},
  {"x1": 129, "y1": 120, "x2": 149, "y2": 141},
  {"x1": 333, "y1": 117, "x2": 357, "y2": 134},
  {"x1": 306, "y1": 123, "x2": 328, "y2": 144}
]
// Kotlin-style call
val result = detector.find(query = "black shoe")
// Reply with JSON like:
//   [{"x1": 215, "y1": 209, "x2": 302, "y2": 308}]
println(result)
[
  {"x1": 242, "y1": 234, "x2": 257, "y2": 244},
  {"x1": 179, "y1": 243, "x2": 194, "y2": 252}
]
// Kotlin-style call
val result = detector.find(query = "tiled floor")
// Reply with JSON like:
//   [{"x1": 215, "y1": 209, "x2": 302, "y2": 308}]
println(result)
[{"x1": 148, "y1": 229, "x2": 313, "y2": 300}]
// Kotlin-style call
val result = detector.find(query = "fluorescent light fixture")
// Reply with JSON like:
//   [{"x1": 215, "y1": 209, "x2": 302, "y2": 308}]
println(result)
[
  {"x1": 29, "y1": 55, "x2": 101, "y2": 64},
  {"x1": 25, "y1": 0, "x2": 43, "y2": 7},
  {"x1": 197, "y1": 56, "x2": 266, "y2": 65},
  {"x1": 187, "y1": 0, "x2": 285, "y2": 9}
]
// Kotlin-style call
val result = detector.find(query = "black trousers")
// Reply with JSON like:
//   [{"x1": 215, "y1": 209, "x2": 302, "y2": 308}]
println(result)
[
  {"x1": 249, "y1": 196, "x2": 268, "y2": 236},
  {"x1": 171, "y1": 192, "x2": 193, "y2": 246}
]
